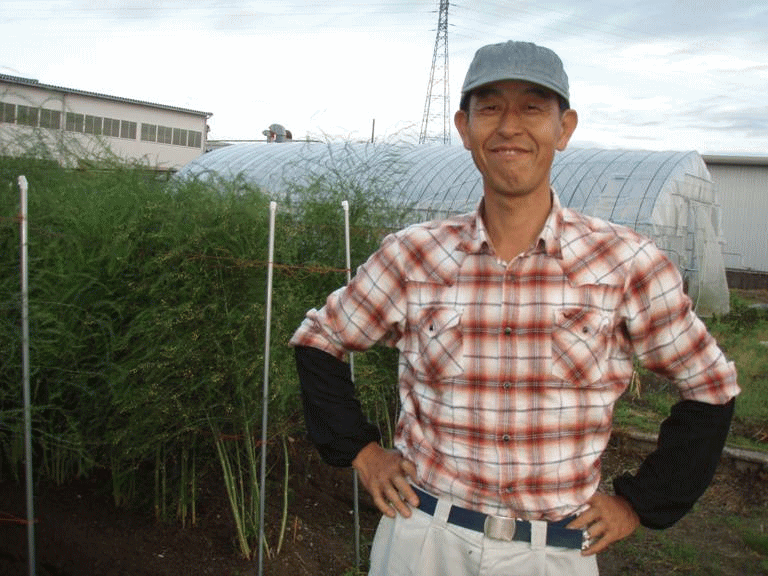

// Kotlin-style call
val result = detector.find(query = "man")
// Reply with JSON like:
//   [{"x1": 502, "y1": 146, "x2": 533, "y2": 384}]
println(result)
[{"x1": 291, "y1": 40, "x2": 739, "y2": 576}]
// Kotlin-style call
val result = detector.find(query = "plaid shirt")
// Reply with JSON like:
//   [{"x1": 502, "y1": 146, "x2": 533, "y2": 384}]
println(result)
[{"x1": 290, "y1": 193, "x2": 739, "y2": 521}]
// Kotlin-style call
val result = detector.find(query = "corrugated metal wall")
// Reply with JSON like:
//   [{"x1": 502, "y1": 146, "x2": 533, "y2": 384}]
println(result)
[{"x1": 705, "y1": 161, "x2": 768, "y2": 274}]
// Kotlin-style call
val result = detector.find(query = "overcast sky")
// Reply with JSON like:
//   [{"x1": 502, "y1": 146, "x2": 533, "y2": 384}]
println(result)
[{"x1": 2, "y1": 0, "x2": 767, "y2": 155}]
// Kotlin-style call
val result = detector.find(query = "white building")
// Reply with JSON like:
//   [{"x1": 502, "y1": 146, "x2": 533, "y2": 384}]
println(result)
[{"x1": 1, "y1": 74, "x2": 211, "y2": 171}]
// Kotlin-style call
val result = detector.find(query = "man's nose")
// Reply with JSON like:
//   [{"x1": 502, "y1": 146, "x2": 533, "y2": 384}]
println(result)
[{"x1": 496, "y1": 108, "x2": 523, "y2": 137}]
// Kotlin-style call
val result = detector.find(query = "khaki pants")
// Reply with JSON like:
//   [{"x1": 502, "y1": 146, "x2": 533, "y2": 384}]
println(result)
[{"x1": 368, "y1": 501, "x2": 598, "y2": 576}]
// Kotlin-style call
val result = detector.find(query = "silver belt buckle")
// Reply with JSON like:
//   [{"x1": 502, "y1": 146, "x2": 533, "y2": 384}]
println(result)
[{"x1": 484, "y1": 515, "x2": 516, "y2": 541}]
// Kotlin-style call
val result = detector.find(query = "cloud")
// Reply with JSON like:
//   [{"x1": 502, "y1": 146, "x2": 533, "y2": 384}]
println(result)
[{"x1": 2, "y1": 0, "x2": 766, "y2": 154}]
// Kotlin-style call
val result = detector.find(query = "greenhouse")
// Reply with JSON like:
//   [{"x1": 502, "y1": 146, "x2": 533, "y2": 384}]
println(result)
[{"x1": 178, "y1": 142, "x2": 730, "y2": 316}]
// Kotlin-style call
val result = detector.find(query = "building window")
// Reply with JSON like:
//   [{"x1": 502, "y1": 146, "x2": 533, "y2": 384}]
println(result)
[
  {"x1": 172, "y1": 128, "x2": 188, "y2": 146},
  {"x1": 1, "y1": 102, "x2": 16, "y2": 123},
  {"x1": 85, "y1": 115, "x2": 102, "y2": 135},
  {"x1": 16, "y1": 105, "x2": 38, "y2": 127},
  {"x1": 141, "y1": 123, "x2": 157, "y2": 142},
  {"x1": 40, "y1": 109, "x2": 61, "y2": 129},
  {"x1": 157, "y1": 125, "x2": 173, "y2": 144},
  {"x1": 103, "y1": 118, "x2": 120, "y2": 137},
  {"x1": 120, "y1": 120, "x2": 137, "y2": 140},
  {"x1": 188, "y1": 130, "x2": 202, "y2": 148},
  {"x1": 66, "y1": 112, "x2": 84, "y2": 132}
]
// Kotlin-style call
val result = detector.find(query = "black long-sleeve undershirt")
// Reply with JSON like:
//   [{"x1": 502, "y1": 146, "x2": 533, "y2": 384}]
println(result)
[
  {"x1": 294, "y1": 345, "x2": 381, "y2": 467},
  {"x1": 612, "y1": 396, "x2": 735, "y2": 528}
]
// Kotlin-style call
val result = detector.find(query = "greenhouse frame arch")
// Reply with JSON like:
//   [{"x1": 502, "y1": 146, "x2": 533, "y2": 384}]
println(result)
[{"x1": 179, "y1": 142, "x2": 730, "y2": 316}]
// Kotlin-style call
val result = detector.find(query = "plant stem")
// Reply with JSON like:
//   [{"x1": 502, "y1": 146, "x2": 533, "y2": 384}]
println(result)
[{"x1": 276, "y1": 435, "x2": 289, "y2": 555}]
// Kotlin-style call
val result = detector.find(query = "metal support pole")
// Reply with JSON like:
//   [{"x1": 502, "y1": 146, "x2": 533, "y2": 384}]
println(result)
[
  {"x1": 19, "y1": 175, "x2": 36, "y2": 576},
  {"x1": 341, "y1": 201, "x2": 361, "y2": 569},
  {"x1": 258, "y1": 201, "x2": 277, "y2": 576}
]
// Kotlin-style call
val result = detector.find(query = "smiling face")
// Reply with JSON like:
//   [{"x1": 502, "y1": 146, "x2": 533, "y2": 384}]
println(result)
[{"x1": 454, "y1": 80, "x2": 577, "y2": 204}]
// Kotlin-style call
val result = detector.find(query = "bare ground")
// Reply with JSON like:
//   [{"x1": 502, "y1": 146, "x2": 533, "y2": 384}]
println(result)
[{"x1": 1, "y1": 436, "x2": 767, "y2": 576}]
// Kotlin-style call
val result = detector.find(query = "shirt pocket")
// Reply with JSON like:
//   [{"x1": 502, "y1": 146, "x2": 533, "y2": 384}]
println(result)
[
  {"x1": 551, "y1": 307, "x2": 611, "y2": 387},
  {"x1": 413, "y1": 305, "x2": 464, "y2": 380}
]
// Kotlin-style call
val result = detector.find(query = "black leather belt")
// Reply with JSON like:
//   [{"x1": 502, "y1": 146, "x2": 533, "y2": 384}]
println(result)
[{"x1": 412, "y1": 485, "x2": 584, "y2": 550}]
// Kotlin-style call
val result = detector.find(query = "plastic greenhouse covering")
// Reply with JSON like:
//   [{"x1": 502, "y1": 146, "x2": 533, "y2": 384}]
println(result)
[{"x1": 178, "y1": 142, "x2": 730, "y2": 316}]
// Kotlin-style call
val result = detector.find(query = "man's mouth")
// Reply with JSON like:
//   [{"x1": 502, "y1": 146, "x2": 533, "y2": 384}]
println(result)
[{"x1": 489, "y1": 145, "x2": 530, "y2": 157}]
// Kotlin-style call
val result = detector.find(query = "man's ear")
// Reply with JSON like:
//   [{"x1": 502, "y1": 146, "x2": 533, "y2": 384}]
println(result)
[
  {"x1": 556, "y1": 109, "x2": 578, "y2": 151},
  {"x1": 454, "y1": 109, "x2": 471, "y2": 150}
]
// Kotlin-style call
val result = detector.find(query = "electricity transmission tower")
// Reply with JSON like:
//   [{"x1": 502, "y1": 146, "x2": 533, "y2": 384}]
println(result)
[{"x1": 419, "y1": 0, "x2": 451, "y2": 145}]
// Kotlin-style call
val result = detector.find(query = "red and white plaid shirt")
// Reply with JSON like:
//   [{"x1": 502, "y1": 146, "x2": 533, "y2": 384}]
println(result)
[{"x1": 290, "y1": 193, "x2": 739, "y2": 521}]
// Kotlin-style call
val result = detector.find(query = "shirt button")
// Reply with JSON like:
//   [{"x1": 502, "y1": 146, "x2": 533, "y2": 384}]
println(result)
[
  {"x1": 504, "y1": 327, "x2": 512, "y2": 335},
  {"x1": 503, "y1": 381, "x2": 512, "y2": 389},
  {"x1": 502, "y1": 434, "x2": 511, "y2": 442}
]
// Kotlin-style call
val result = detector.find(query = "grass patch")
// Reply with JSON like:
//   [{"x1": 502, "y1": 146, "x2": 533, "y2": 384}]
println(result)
[
  {"x1": 615, "y1": 292, "x2": 768, "y2": 451},
  {"x1": 743, "y1": 530, "x2": 768, "y2": 557},
  {"x1": 605, "y1": 518, "x2": 767, "y2": 576},
  {"x1": 659, "y1": 536, "x2": 699, "y2": 564},
  {"x1": 706, "y1": 295, "x2": 768, "y2": 438}
]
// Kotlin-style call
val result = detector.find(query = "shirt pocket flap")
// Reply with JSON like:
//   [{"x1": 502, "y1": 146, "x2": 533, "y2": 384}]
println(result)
[
  {"x1": 420, "y1": 305, "x2": 462, "y2": 335},
  {"x1": 413, "y1": 305, "x2": 464, "y2": 380},
  {"x1": 551, "y1": 307, "x2": 611, "y2": 386}
]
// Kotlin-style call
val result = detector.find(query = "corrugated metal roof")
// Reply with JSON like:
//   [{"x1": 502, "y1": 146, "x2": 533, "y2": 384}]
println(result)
[
  {"x1": 0, "y1": 73, "x2": 211, "y2": 118},
  {"x1": 703, "y1": 154, "x2": 768, "y2": 167}
]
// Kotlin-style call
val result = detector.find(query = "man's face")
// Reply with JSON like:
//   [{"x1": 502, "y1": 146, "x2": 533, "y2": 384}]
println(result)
[{"x1": 454, "y1": 80, "x2": 577, "y2": 202}]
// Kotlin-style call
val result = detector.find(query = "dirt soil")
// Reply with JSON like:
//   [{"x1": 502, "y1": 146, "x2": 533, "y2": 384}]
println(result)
[
  {"x1": 733, "y1": 288, "x2": 768, "y2": 305},
  {"x1": 1, "y1": 437, "x2": 767, "y2": 576}
]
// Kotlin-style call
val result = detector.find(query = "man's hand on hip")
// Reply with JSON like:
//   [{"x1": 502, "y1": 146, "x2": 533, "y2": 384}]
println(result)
[
  {"x1": 352, "y1": 442, "x2": 419, "y2": 518},
  {"x1": 567, "y1": 493, "x2": 640, "y2": 555}
]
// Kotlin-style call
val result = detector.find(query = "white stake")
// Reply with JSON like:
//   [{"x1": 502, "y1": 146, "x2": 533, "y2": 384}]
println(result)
[
  {"x1": 341, "y1": 201, "x2": 354, "y2": 375},
  {"x1": 341, "y1": 200, "x2": 361, "y2": 569},
  {"x1": 19, "y1": 175, "x2": 36, "y2": 576},
  {"x1": 258, "y1": 201, "x2": 277, "y2": 576}
]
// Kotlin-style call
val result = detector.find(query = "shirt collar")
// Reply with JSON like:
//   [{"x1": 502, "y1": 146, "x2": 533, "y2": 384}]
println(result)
[
  {"x1": 459, "y1": 190, "x2": 565, "y2": 259},
  {"x1": 455, "y1": 199, "x2": 491, "y2": 255},
  {"x1": 538, "y1": 191, "x2": 564, "y2": 259}
]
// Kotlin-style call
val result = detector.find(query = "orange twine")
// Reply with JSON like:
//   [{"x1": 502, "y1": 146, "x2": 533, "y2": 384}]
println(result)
[{"x1": 0, "y1": 512, "x2": 36, "y2": 525}]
